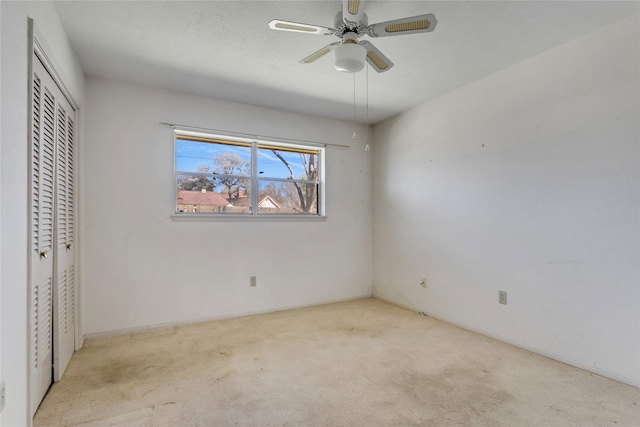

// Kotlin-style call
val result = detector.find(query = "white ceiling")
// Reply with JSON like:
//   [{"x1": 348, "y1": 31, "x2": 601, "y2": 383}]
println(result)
[{"x1": 52, "y1": 0, "x2": 639, "y2": 124}]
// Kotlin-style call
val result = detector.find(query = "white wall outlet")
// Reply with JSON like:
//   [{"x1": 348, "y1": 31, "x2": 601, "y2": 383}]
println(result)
[
  {"x1": 1, "y1": 380, "x2": 6, "y2": 412},
  {"x1": 250, "y1": 276, "x2": 257, "y2": 287},
  {"x1": 420, "y1": 277, "x2": 427, "y2": 288},
  {"x1": 499, "y1": 290, "x2": 507, "y2": 305}
]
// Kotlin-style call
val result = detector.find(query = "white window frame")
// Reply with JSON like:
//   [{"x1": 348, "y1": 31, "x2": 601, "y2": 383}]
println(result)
[{"x1": 172, "y1": 130, "x2": 326, "y2": 221}]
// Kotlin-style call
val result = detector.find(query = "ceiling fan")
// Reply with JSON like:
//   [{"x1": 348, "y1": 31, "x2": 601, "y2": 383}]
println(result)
[{"x1": 268, "y1": 0, "x2": 437, "y2": 73}]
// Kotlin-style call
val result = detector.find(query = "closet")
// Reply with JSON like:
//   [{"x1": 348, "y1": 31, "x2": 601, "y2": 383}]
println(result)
[{"x1": 29, "y1": 49, "x2": 76, "y2": 415}]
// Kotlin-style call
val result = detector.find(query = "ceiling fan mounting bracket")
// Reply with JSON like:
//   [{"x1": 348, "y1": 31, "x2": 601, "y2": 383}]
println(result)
[{"x1": 334, "y1": 11, "x2": 368, "y2": 39}]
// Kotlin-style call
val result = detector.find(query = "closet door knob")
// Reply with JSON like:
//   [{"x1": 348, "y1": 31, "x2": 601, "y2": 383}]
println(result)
[
  {"x1": 40, "y1": 250, "x2": 48, "y2": 259},
  {"x1": 66, "y1": 243, "x2": 72, "y2": 250}
]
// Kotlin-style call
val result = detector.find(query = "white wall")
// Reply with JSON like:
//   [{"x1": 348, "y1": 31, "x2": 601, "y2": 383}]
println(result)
[
  {"x1": 372, "y1": 13, "x2": 640, "y2": 387},
  {"x1": 1, "y1": 4, "x2": 32, "y2": 425},
  {"x1": 0, "y1": 1, "x2": 84, "y2": 425},
  {"x1": 83, "y1": 76, "x2": 373, "y2": 335}
]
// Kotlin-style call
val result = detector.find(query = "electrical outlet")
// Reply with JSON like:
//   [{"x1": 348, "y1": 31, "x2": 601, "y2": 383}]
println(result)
[
  {"x1": 498, "y1": 290, "x2": 507, "y2": 305},
  {"x1": 250, "y1": 276, "x2": 257, "y2": 287},
  {"x1": 420, "y1": 277, "x2": 427, "y2": 288},
  {"x1": 1, "y1": 380, "x2": 6, "y2": 412}
]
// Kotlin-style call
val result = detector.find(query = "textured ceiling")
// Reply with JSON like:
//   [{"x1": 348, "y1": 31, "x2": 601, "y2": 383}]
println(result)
[{"x1": 52, "y1": 1, "x2": 639, "y2": 124}]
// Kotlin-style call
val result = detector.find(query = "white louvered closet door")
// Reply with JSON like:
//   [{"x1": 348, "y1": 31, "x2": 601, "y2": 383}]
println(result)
[
  {"x1": 53, "y1": 86, "x2": 75, "y2": 382},
  {"x1": 30, "y1": 52, "x2": 76, "y2": 416},
  {"x1": 30, "y1": 54, "x2": 55, "y2": 415}
]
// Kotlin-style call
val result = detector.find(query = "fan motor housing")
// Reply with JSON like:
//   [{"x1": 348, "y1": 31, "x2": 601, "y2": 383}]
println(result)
[{"x1": 334, "y1": 11, "x2": 368, "y2": 38}]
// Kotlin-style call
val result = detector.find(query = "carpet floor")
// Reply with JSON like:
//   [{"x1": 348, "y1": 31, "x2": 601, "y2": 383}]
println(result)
[{"x1": 34, "y1": 298, "x2": 639, "y2": 426}]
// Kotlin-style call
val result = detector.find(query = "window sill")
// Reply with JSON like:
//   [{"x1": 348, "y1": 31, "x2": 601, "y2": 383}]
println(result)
[{"x1": 171, "y1": 213, "x2": 327, "y2": 222}]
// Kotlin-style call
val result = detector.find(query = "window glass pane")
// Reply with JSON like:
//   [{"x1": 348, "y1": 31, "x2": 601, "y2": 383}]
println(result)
[
  {"x1": 257, "y1": 147, "x2": 319, "y2": 181},
  {"x1": 176, "y1": 139, "x2": 251, "y2": 176},
  {"x1": 177, "y1": 175, "x2": 251, "y2": 214},
  {"x1": 258, "y1": 180, "x2": 318, "y2": 214},
  {"x1": 174, "y1": 133, "x2": 323, "y2": 217}
]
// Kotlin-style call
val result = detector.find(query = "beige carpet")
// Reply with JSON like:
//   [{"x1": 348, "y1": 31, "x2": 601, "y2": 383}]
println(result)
[{"x1": 34, "y1": 298, "x2": 639, "y2": 426}]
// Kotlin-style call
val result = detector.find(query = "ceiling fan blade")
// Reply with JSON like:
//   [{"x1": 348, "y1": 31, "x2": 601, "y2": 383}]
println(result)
[
  {"x1": 299, "y1": 42, "x2": 341, "y2": 64},
  {"x1": 268, "y1": 19, "x2": 335, "y2": 35},
  {"x1": 359, "y1": 41, "x2": 394, "y2": 73},
  {"x1": 342, "y1": 0, "x2": 368, "y2": 25},
  {"x1": 367, "y1": 13, "x2": 437, "y2": 38}
]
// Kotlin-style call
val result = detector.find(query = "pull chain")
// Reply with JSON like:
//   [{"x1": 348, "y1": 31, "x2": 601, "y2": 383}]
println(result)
[
  {"x1": 365, "y1": 65, "x2": 370, "y2": 151},
  {"x1": 353, "y1": 72, "x2": 357, "y2": 139}
]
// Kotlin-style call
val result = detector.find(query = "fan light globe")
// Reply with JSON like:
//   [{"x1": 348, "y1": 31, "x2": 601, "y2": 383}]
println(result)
[{"x1": 334, "y1": 43, "x2": 366, "y2": 73}]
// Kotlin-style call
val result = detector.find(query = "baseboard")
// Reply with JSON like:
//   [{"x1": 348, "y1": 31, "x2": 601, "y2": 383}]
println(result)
[
  {"x1": 84, "y1": 293, "x2": 374, "y2": 340},
  {"x1": 373, "y1": 294, "x2": 640, "y2": 389}
]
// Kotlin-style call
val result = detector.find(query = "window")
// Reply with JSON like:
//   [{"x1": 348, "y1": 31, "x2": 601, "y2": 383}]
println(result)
[{"x1": 174, "y1": 131, "x2": 323, "y2": 216}]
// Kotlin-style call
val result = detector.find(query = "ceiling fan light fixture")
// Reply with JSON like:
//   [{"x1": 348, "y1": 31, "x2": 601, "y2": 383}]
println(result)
[{"x1": 334, "y1": 41, "x2": 366, "y2": 73}]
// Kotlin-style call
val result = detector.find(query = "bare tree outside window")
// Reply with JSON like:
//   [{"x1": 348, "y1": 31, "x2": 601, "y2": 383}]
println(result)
[
  {"x1": 177, "y1": 165, "x2": 215, "y2": 191},
  {"x1": 209, "y1": 152, "x2": 250, "y2": 204},
  {"x1": 270, "y1": 151, "x2": 317, "y2": 213}
]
